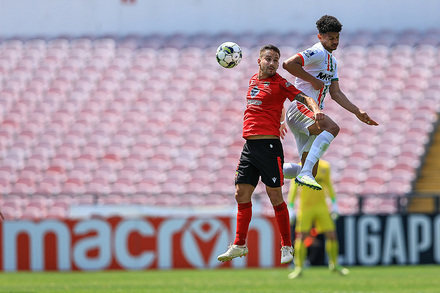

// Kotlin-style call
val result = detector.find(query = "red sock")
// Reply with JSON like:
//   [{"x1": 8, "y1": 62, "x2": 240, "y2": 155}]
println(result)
[
  {"x1": 233, "y1": 201, "x2": 252, "y2": 246},
  {"x1": 273, "y1": 201, "x2": 292, "y2": 247}
]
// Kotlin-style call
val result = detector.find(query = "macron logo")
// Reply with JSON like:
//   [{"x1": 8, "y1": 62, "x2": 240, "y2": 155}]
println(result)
[{"x1": 272, "y1": 177, "x2": 277, "y2": 183}]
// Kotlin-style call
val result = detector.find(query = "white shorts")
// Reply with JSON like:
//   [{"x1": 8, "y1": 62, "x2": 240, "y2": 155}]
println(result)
[{"x1": 286, "y1": 101, "x2": 316, "y2": 156}]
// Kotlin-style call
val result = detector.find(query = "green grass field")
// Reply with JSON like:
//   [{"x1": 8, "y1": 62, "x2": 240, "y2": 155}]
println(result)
[{"x1": 1, "y1": 265, "x2": 439, "y2": 293}]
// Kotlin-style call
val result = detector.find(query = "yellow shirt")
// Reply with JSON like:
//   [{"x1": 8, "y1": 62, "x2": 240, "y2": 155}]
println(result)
[{"x1": 287, "y1": 160, "x2": 336, "y2": 211}]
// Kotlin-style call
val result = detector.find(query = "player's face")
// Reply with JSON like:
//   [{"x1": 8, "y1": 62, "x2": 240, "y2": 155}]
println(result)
[
  {"x1": 318, "y1": 32, "x2": 340, "y2": 52},
  {"x1": 258, "y1": 49, "x2": 280, "y2": 78}
]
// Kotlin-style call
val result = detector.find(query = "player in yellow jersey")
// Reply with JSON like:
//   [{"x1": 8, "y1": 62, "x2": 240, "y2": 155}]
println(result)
[{"x1": 283, "y1": 159, "x2": 349, "y2": 279}]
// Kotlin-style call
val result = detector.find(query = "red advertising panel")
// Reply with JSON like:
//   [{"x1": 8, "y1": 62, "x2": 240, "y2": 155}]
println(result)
[{"x1": 0, "y1": 216, "x2": 283, "y2": 271}]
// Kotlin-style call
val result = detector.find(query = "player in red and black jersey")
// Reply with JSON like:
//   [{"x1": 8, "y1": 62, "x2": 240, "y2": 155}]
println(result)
[{"x1": 218, "y1": 44, "x2": 324, "y2": 264}]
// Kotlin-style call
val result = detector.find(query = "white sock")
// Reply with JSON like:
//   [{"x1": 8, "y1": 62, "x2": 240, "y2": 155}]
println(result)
[
  {"x1": 283, "y1": 163, "x2": 301, "y2": 179},
  {"x1": 301, "y1": 130, "x2": 334, "y2": 175}
]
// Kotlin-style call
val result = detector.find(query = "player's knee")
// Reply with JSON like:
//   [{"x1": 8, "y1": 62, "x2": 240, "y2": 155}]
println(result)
[
  {"x1": 235, "y1": 192, "x2": 249, "y2": 203},
  {"x1": 326, "y1": 121, "x2": 340, "y2": 137},
  {"x1": 235, "y1": 184, "x2": 253, "y2": 203},
  {"x1": 266, "y1": 188, "x2": 283, "y2": 205},
  {"x1": 283, "y1": 163, "x2": 301, "y2": 179}
]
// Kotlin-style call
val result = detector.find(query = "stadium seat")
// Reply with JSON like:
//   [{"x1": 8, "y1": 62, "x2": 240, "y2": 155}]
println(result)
[
  {"x1": 45, "y1": 206, "x2": 67, "y2": 219},
  {"x1": 87, "y1": 177, "x2": 112, "y2": 195},
  {"x1": 112, "y1": 178, "x2": 137, "y2": 194},
  {"x1": 60, "y1": 177, "x2": 86, "y2": 195},
  {"x1": 336, "y1": 195, "x2": 359, "y2": 214},
  {"x1": 35, "y1": 176, "x2": 62, "y2": 195},
  {"x1": 337, "y1": 175, "x2": 361, "y2": 194},
  {"x1": 10, "y1": 177, "x2": 36, "y2": 195},
  {"x1": 0, "y1": 205, "x2": 22, "y2": 220},
  {"x1": 21, "y1": 206, "x2": 46, "y2": 220},
  {"x1": 136, "y1": 177, "x2": 161, "y2": 194}
]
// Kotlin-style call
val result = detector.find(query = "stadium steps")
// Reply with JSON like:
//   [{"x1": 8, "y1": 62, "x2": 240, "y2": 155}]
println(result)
[
  {"x1": 408, "y1": 118, "x2": 440, "y2": 213},
  {"x1": 406, "y1": 197, "x2": 438, "y2": 213}
]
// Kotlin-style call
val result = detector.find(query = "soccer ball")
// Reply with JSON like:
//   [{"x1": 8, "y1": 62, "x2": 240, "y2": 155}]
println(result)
[{"x1": 216, "y1": 42, "x2": 242, "y2": 68}]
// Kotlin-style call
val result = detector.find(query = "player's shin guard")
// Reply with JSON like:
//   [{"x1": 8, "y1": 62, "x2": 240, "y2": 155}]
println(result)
[{"x1": 302, "y1": 130, "x2": 334, "y2": 174}]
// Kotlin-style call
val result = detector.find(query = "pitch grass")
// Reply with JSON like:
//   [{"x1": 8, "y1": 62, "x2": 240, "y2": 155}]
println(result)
[{"x1": 0, "y1": 265, "x2": 439, "y2": 293}]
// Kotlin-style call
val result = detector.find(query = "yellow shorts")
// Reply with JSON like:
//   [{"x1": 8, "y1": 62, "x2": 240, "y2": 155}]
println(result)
[{"x1": 295, "y1": 205, "x2": 335, "y2": 234}]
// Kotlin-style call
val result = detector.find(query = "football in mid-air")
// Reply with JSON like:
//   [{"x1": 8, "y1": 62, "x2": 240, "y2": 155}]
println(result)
[{"x1": 216, "y1": 42, "x2": 242, "y2": 68}]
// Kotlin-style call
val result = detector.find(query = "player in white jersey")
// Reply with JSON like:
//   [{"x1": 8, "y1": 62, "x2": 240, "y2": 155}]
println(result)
[
  {"x1": 282, "y1": 15, "x2": 378, "y2": 190},
  {"x1": 293, "y1": 41, "x2": 337, "y2": 109}
]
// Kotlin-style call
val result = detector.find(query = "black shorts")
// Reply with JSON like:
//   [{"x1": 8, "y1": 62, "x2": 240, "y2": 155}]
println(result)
[{"x1": 235, "y1": 139, "x2": 284, "y2": 188}]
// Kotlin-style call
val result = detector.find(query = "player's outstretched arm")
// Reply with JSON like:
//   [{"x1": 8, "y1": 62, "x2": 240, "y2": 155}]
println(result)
[
  {"x1": 355, "y1": 110, "x2": 378, "y2": 126},
  {"x1": 330, "y1": 81, "x2": 379, "y2": 126}
]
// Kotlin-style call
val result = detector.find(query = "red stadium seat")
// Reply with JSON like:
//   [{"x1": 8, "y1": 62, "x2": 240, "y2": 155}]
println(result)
[
  {"x1": 45, "y1": 206, "x2": 67, "y2": 219},
  {"x1": 60, "y1": 177, "x2": 86, "y2": 195},
  {"x1": 21, "y1": 206, "x2": 46, "y2": 220}
]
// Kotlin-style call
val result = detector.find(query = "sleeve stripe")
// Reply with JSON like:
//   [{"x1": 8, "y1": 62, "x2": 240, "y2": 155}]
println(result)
[{"x1": 297, "y1": 53, "x2": 305, "y2": 66}]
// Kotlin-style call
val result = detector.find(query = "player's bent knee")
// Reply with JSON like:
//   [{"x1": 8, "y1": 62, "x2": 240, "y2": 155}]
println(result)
[
  {"x1": 313, "y1": 117, "x2": 340, "y2": 137},
  {"x1": 266, "y1": 187, "x2": 283, "y2": 206},
  {"x1": 331, "y1": 124, "x2": 340, "y2": 136},
  {"x1": 324, "y1": 119, "x2": 340, "y2": 137}
]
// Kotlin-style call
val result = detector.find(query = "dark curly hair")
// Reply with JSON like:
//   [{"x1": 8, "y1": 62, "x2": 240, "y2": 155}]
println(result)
[{"x1": 316, "y1": 15, "x2": 342, "y2": 34}]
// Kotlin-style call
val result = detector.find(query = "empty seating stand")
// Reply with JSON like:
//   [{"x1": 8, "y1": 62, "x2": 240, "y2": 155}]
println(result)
[{"x1": 0, "y1": 30, "x2": 439, "y2": 218}]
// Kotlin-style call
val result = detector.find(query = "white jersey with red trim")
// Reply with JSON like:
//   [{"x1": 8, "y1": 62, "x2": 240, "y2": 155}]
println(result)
[{"x1": 294, "y1": 42, "x2": 338, "y2": 109}]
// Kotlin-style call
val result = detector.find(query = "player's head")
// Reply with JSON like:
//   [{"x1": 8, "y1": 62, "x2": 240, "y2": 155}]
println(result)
[
  {"x1": 316, "y1": 15, "x2": 342, "y2": 52},
  {"x1": 259, "y1": 44, "x2": 280, "y2": 59},
  {"x1": 316, "y1": 15, "x2": 342, "y2": 35},
  {"x1": 258, "y1": 44, "x2": 280, "y2": 79}
]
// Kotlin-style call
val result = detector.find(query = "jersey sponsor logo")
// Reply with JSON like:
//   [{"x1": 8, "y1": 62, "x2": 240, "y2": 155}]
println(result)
[
  {"x1": 250, "y1": 86, "x2": 260, "y2": 97},
  {"x1": 247, "y1": 99, "x2": 262, "y2": 106},
  {"x1": 303, "y1": 49, "x2": 317, "y2": 58},
  {"x1": 316, "y1": 72, "x2": 333, "y2": 82}
]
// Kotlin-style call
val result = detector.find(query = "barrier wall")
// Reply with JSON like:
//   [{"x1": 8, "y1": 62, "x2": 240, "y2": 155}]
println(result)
[
  {"x1": 0, "y1": 215, "x2": 282, "y2": 271},
  {"x1": 338, "y1": 214, "x2": 440, "y2": 266},
  {"x1": 1, "y1": 214, "x2": 440, "y2": 271}
]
